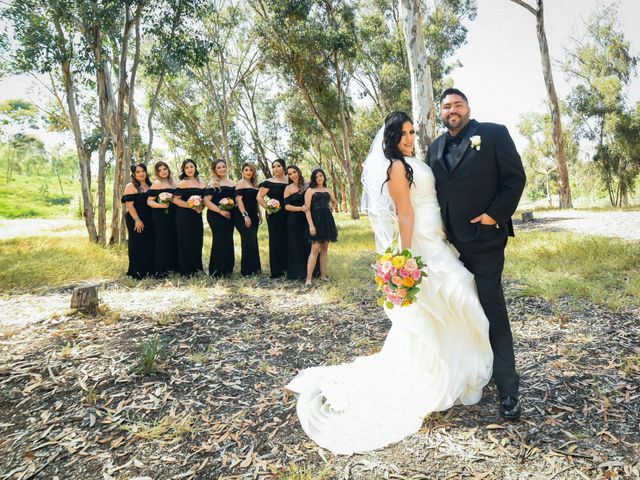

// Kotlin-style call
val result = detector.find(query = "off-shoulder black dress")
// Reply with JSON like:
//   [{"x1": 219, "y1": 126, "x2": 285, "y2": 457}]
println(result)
[
  {"x1": 121, "y1": 190, "x2": 155, "y2": 279},
  {"x1": 174, "y1": 187, "x2": 204, "y2": 276},
  {"x1": 310, "y1": 191, "x2": 338, "y2": 243},
  {"x1": 284, "y1": 191, "x2": 311, "y2": 280},
  {"x1": 234, "y1": 187, "x2": 261, "y2": 276},
  {"x1": 148, "y1": 187, "x2": 179, "y2": 277},
  {"x1": 206, "y1": 185, "x2": 236, "y2": 277},
  {"x1": 260, "y1": 180, "x2": 288, "y2": 278}
]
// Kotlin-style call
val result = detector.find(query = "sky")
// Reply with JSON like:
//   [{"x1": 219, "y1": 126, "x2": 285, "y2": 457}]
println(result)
[{"x1": 0, "y1": 0, "x2": 639, "y2": 153}]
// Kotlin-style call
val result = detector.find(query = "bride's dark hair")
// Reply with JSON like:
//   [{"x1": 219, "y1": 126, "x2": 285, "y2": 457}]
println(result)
[{"x1": 382, "y1": 111, "x2": 414, "y2": 189}]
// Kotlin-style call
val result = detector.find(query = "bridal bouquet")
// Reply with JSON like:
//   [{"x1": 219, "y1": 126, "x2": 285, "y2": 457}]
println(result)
[
  {"x1": 158, "y1": 192, "x2": 173, "y2": 214},
  {"x1": 374, "y1": 248, "x2": 427, "y2": 309},
  {"x1": 187, "y1": 195, "x2": 203, "y2": 210},
  {"x1": 264, "y1": 197, "x2": 281, "y2": 215},
  {"x1": 218, "y1": 197, "x2": 235, "y2": 211}
]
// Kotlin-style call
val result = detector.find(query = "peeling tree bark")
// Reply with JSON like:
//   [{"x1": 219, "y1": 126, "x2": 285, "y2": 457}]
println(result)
[{"x1": 398, "y1": 0, "x2": 437, "y2": 161}]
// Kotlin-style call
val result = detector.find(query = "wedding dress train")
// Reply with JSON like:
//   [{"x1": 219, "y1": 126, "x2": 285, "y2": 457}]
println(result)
[{"x1": 286, "y1": 157, "x2": 493, "y2": 455}]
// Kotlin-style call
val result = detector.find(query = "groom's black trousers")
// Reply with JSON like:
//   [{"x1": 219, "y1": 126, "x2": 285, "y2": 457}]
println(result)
[{"x1": 450, "y1": 224, "x2": 520, "y2": 397}]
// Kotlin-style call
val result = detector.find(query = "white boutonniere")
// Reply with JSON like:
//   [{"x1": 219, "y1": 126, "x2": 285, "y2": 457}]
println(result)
[{"x1": 470, "y1": 135, "x2": 481, "y2": 151}]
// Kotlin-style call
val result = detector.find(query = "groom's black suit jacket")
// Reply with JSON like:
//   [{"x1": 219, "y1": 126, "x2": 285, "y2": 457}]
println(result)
[{"x1": 426, "y1": 119, "x2": 526, "y2": 243}]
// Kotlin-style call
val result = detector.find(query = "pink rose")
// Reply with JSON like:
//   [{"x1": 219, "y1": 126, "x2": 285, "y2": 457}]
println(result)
[
  {"x1": 396, "y1": 288, "x2": 407, "y2": 298},
  {"x1": 389, "y1": 295, "x2": 402, "y2": 305},
  {"x1": 412, "y1": 269, "x2": 422, "y2": 281},
  {"x1": 382, "y1": 273, "x2": 391, "y2": 283},
  {"x1": 405, "y1": 259, "x2": 418, "y2": 271},
  {"x1": 399, "y1": 268, "x2": 410, "y2": 278},
  {"x1": 383, "y1": 285, "x2": 392, "y2": 295},
  {"x1": 391, "y1": 276, "x2": 403, "y2": 287}
]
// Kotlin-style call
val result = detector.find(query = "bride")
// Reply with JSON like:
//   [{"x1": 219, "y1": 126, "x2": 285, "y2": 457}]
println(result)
[{"x1": 286, "y1": 111, "x2": 493, "y2": 455}]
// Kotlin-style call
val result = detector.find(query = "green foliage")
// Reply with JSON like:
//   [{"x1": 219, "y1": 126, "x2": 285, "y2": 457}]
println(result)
[
  {"x1": 137, "y1": 336, "x2": 169, "y2": 375},
  {"x1": 564, "y1": 4, "x2": 639, "y2": 206}
]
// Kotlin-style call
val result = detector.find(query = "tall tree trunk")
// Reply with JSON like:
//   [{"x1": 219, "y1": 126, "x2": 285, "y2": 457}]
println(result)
[
  {"x1": 97, "y1": 135, "x2": 108, "y2": 245},
  {"x1": 398, "y1": 0, "x2": 437, "y2": 161},
  {"x1": 126, "y1": 13, "x2": 142, "y2": 165},
  {"x1": 511, "y1": 0, "x2": 573, "y2": 208},
  {"x1": 61, "y1": 60, "x2": 98, "y2": 243},
  {"x1": 332, "y1": 51, "x2": 359, "y2": 220},
  {"x1": 146, "y1": 71, "x2": 166, "y2": 163},
  {"x1": 110, "y1": 5, "x2": 134, "y2": 244}
]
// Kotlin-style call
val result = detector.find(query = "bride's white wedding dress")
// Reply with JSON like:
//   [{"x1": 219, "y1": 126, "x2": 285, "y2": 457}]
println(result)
[{"x1": 285, "y1": 156, "x2": 493, "y2": 455}]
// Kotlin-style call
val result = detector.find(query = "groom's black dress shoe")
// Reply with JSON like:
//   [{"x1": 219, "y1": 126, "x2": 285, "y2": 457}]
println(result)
[{"x1": 499, "y1": 394, "x2": 522, "y2": 420}]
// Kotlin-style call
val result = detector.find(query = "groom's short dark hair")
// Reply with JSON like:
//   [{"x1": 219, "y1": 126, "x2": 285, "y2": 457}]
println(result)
[{"x1": 440, "y1": 88, "x2": 468, "y2": 104}]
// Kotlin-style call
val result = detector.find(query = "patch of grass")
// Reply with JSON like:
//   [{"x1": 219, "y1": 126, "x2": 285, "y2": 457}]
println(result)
[
  {"x1": 187, "y1": 351, "x2": 208, "y2": 364},
  {"x1": 136, "y1": 336, "x2": 168, "y2": 375},
  {"x1": 59, "y1": 341, "x2": 75, "y2": 359},
  {"x1": 122, "y1": 413, "x2": 198, "y2": 442},
  {"x1": 504, "y1": 231, "x2": 640, "y2": 310},
  {"x1": 276, "y1": 463, "x2": 333, "y2": 480},
  {"x1": 0, "y1": 235, "x2": 126, "y2": 291},
  {"x1": 0, "y1": 174, "x2": 80, "y2": 218}
]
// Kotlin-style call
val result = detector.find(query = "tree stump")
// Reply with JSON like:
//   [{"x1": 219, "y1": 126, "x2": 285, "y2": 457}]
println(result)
[
  {"x1": 522, "y1": 211, "x2": 534, "y2": 223},
  {"x1": 70, "y1": 284, "x2": 99, "y2": 315}
]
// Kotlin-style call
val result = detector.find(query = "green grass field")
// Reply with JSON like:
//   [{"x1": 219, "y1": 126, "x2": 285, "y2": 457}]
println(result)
[
  {"x1": 0, "y1": 211, "x2": 638, "y2": 311},
  {"x1": 0, "y1": 174, "x2": 80, "y2": 218}
]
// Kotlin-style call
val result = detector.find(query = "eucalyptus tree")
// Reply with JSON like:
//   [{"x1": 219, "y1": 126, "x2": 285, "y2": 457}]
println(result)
[
  {"x1": 7, "y1": 0, "x2": 99, "y2": 241},
  {"x1": 253, "y1": 0, "x2": 361, "y2": 218},
  {"x1": 564, "y1": 5, "x2": 638, "y2": 207},
  {"x1": 510, "y1": 0, "x2": 572, "y2": 208}
]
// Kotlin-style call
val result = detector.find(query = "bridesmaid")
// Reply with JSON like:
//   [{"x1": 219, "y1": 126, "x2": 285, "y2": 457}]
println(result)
[
  {"x1": 204, "y1": 159, "x2": 236, "y2": 277},
  {"x1": 257, "y1": 158, "x2": 289, "y2": 278},
  {"x1": 121, "y1": 163, "x2": 155, "y2": 279},
  {"x1": 173, "y1": 159, "x2": 206, "y2": 276},
  {"x1": 283, "y1": 165, "x2": 310, "y2": 280},
  {"x1": 147, "y1": 161, "x2": 179, "y2": 277},
  {"x1": 234, "y1": 162, "x2": 262, "y2": 276},
  {"x1": 304, "y1": 168, "x2": 338, "y2": 286}
]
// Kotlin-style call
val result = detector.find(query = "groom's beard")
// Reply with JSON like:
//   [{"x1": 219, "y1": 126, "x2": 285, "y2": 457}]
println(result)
[{"x1": 443, "y1": 113, "x2": 470, "y2": 132}]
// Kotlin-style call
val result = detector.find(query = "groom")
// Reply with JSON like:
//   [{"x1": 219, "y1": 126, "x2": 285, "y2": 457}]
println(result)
[{"x1": 426, "y1": 88, "x2": 526, "y2": 420}]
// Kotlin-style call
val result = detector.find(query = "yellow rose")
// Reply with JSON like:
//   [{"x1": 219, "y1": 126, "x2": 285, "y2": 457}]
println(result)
[
  {"x1": 375, "y1": 275, "x2": 384, "y2": 286},
  {"x1": 402, "y1": 277, "x2": 415, "y2": 287},
  {"x1": 392, "y1": 256, "x2": 406, "y2": 268},
  {"x1": 381, "y1": 253, "x2": 393, "y2": 262},
  {"x1": 402, "y1": 299, "x2": 412, "y2": 307}
]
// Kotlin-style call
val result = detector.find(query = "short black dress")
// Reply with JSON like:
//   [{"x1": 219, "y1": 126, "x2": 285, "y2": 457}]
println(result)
[
  {"x1": 284, "y1": 191, "x2": 311, "y2": 280},
  {"x1": 310, "y1": 191, "x2": 338, "y2": 243},
  {"x1": 260, "y1": 180, "x2": 288, "y2": 278},
  {"x1": 121, "y1": 190, "x2": 155, "y2": 279},
  {"x1": 206, "y1": 185, "x2": 236, "y2": 277},
  {"x1": 148, "y1": 187, "x2": 179, "y2": 277},
  {"x1": 174, "y1": 187, "x2": 204, "y2": 276},
  {"x1": 234, "y1": 187, "x2": 261, "y2": 276}
]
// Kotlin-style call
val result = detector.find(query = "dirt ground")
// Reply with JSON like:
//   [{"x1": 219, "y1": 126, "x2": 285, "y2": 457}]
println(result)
[{"x1": 1, "y1": 277, "x2": 638, "y2": 480}]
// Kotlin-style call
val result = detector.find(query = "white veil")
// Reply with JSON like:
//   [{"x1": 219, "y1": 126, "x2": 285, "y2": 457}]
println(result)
[{"x1": 360, "y1": 126, "x2": 398, "y2": 253}]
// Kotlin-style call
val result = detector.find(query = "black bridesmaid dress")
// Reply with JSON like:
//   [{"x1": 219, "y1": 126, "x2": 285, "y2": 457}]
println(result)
[
  {"x1": 148, "y1": 188, "x2": 179, "y2": 277},
  {"x1": 234, "y1": 187, "x2": 261, "y2": 276},
  {"x1": 310, "y1": 191, "x2": 338, "y2": 243},
  {"x1": 260, "y1": 180, "x2": 288, "y2": 278},
  {"x1": 206, "y1": 185, "x2": 236, "y2": 277},
  {"x1": 121, "y1": 190, "x2": 155, "y2": 279},
  {"x1": 284, "y1": 191, "x2": 311, "y2": 280},
  {"x1": 174, "y1": 187, "x2": 205, "y2": 276}
]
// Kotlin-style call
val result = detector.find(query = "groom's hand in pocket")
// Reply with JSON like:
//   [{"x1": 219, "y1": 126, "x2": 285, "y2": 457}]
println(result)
[{"x1": 470, "y1": 213, "x2": 497, "y2": 225}]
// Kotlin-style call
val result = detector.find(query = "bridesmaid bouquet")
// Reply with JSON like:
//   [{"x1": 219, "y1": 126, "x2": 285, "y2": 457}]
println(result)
[
  {"x1": 264, "y1": 197, "x2": 281, "y2": 215},
  {"x1": 374, "y1": 248, "x2": 427, "y2": 309},
  {"x1": 158, "y1": 192, "x2": 173, "y2": 214},
  {"x1": 218, "y1": 197, "x2": 235, "y2": 211},
  {"x1": 187, "y1": 195, "x2": 203, "y2": 210}
]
